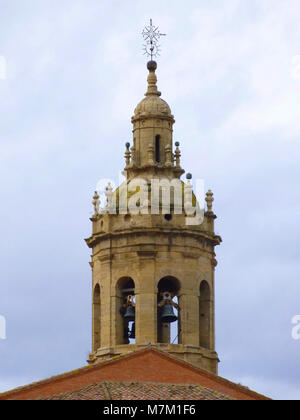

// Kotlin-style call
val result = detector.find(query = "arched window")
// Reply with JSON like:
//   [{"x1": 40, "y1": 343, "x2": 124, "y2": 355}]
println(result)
[
  {"x1": 157, "y1": 277, "x2": 181, "y2": 344},
  {"x1": 93, "y1": 284, "x2": 101, "y2": 352},
  {"x1": 199, "y1": 281, "x2": 211, "y2": 349},
  {"x1": 116, "y1": 277, "x2": 135, "y2": 345},
  {"x1": 155, "y1": 135, "x2": 161, "y2": 163}
]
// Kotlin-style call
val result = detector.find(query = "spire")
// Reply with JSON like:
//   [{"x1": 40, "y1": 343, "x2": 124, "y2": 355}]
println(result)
[{"x1": 145, "y1": 61, "x2": 161, "y2": 97}]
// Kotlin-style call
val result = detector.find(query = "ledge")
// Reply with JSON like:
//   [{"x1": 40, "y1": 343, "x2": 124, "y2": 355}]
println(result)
[{"x1": 90, "y1": 343, "x2": 219, "y2": 366}]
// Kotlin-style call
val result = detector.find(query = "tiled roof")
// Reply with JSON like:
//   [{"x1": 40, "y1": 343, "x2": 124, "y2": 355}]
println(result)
[{"x1": 43, "y1": 381, "x2": 235, "y2": 400}]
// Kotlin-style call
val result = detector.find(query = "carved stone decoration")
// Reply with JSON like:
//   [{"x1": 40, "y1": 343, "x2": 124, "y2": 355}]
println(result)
[
  {"x1": 92, "y1": 191, "x2": 100, "y2": 216},
  {"x1": 104, "y1": 182, "x2": 113, "y2": 213},
  {"x1": 174, "y1": 142, "x2": 181, "y2": 168},
  {"x1": 125, "y1": 142, "x2": 131, "y2": 167},
  {"x1": 184, "y1": 173, "x2": 193, "y2": 215},
  {"x1": 206, "y1": 190, "x2": 214, "y2": 212}
]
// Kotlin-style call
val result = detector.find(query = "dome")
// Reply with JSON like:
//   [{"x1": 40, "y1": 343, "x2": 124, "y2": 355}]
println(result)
[
  {"x1": 132, "y1": 61, "x2": 174, "y2": 123},
  {"x1": 113, "y1": 180, "x2": 197, "y2": 213},
  {"x1": 134, "y1": 95, "x2": 172, "y2": 119}
]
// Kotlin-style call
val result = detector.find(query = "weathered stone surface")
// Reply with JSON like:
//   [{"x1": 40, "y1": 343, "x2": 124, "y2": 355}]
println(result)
[{"x1": 86, "y1": 62, "x2": 221, "y2": 375}]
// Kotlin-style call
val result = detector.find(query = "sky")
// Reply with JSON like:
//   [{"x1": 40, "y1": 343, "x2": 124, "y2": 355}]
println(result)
[{"x1": 0, "y1": 0, "x2": 300, "y2": 400}]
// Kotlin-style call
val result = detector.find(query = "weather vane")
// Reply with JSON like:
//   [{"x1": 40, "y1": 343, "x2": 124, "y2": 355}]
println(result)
[{"x1": 142, "y1": 19, "x2": 166, "y2": 60}]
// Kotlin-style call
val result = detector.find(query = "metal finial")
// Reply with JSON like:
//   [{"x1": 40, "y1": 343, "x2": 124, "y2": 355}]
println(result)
[{"x1": 142, "y1": 18, "x2": 166, "y2": 60}]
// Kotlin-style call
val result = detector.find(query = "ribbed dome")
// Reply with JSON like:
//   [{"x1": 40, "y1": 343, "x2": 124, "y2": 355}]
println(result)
[
  {"x1": 132, "y1": 61, "x2": 174, "y2": 122},
  {"x1": 134, "y1": 95, "x2": 172, "y2": 119}
]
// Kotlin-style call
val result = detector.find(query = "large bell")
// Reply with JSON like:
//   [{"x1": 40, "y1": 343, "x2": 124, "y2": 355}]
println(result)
[
  {"x1": 124, "y1": 305, "x2": 135, "y2": 322},
  {"x1": 129, "y1": 322, "x2": 135, "y2": 339},
  {"x1": 160, "y1": 303, "x2": 178, "y2": 323}
]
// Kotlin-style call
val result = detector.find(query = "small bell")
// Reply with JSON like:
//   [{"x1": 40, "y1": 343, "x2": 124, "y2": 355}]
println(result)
[
  {"x1": 160, "y1": 303, "x2": 178, "y2": 323},
  {"x1": 123, "y1": 305, "x2": 135, "y2": 322}
]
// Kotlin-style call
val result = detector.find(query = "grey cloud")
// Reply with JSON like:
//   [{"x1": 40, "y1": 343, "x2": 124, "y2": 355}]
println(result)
[{"x1": 0, "y1": 0, "x2": 299, "y2": 400}]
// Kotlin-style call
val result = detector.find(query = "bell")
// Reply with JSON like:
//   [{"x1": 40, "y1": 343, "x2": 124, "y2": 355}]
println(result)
[
  {"x1": 129, "y1": 322, "x2": 135, "y2": 339},
  {"x1": 160, "y1": 303, "x2": 178, "y2": 323},
  {"x1": 123, "y1": 305, "x2": 135, "y2": 322}
]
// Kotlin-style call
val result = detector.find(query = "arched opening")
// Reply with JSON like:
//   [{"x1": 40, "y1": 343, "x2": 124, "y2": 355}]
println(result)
[
  {"x1": 93, "y1": 284, "x2": 101, "y2": 352},
  {"x1": 157, "y1": 277, "x2": 181, "y2": 344},
  {"x1": 199, "y1": 281, "x2": 211, "y2": 349},
  {"x1": 116, "y1": 277, "x2": 135, "y2": 345},
  {"x1": 155, "y1": 135, "x2": 161, "y2": 163}
]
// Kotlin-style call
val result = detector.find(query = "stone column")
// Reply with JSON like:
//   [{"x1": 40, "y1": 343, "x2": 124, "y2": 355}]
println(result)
[
  {"x1": 97, "y1": 256, "x2": 113, "y2": 349},
  {"x1": 178, "y1": 292, "x2": 200, "y2": 346},
  {"x1": 135, "y1": 255, "x2": 157, "y2": 345}
]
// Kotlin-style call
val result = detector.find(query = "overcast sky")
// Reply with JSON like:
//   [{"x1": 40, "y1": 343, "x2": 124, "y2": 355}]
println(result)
[{"x1": 0, "y1": 0, "x2": 300, "y2": 400}]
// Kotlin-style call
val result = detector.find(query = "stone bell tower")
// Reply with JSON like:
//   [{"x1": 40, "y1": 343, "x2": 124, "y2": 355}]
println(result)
[{"x1": 86, "y1": 60, "x2": 222, "y2": 374}]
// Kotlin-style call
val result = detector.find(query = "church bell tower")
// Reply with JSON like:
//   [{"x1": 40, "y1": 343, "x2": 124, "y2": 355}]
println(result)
[{"x1": 86, "y1": 42, "x2": 222, "y2": 374}]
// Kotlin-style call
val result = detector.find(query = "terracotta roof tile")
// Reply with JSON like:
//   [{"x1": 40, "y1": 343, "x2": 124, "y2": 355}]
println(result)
[{"x1": 44, "y1": 381, "x2": 235, "y2": 400}]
